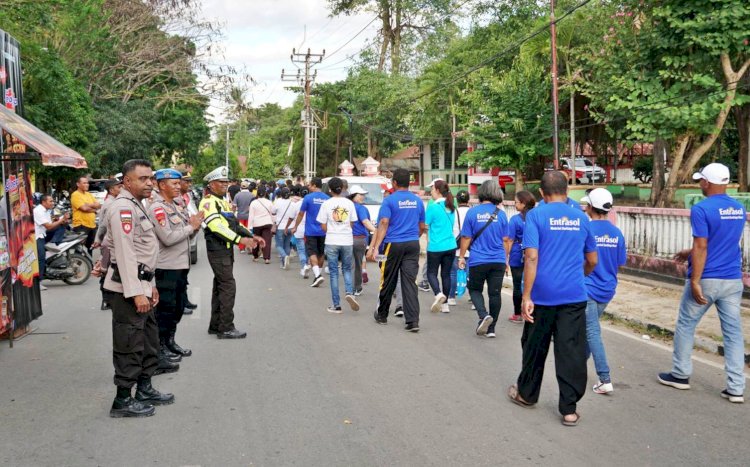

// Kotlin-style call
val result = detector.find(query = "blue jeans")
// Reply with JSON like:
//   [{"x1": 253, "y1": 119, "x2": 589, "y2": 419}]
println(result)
[
  {"x1": 585, "y1": 299, "x2": 611, "y2": 383},
  {"x1": 671, "y1": 278, "x2": 745, "y2": 395},
  {"x1": 275, "y1": 229, "x2": 292, "y2": 264},
  {"x1": 294, "y1": 237, "x2": 308, "y2": 268},
  {"x1": 449, "y1": 256, "x2": 458, "y2": 298},
  {"x1": 325, "y1": 244, "x2": 354, "y2": 307}
]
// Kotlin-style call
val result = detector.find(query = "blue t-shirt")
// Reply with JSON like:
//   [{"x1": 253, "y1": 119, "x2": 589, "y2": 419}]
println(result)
[
  {"x1": 425, "y1": 199, "x2": 457, "y2": 252},
  {"x1": 460, "y1": 203, "x2": 509, "y2": 267},
  {"x1": 300, "y1": 191, "x2": 330, "y2": 237},
  {"x1": 688, "y1": 194, "x2": 745, "y2": 280},
  {"x1": 537, "y1": 197, "x2": 582, "y2": 210},
  {"x1": 379, "y1": 190, "x2": 425, "y2": 243},
  {"x1": 523, "y1": 202, "x2": 597, "y2": 306},
  {"x1": 508, "y1": 214, "x2": 526, "y2": 268},
  {"x1": 585, "y1": 220, "x2": 627, "y2": 303},
  {"x1": 352, "y1": 202, "x2": 371, "y2": 237}
]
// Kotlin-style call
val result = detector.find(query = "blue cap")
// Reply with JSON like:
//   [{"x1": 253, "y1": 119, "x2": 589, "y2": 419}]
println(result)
[{"x1": 155, "y1": 168, "x2": 182, "y2": 181}]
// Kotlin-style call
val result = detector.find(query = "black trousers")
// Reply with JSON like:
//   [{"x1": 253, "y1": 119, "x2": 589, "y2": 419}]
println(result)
[
  {"x1": 511, "y1": 266, "x2": 524, "y2": 316},
  {"x1": 426, "y1": 248, "x2": 456, "y2": 296},
  {"x1": 516, "y1": 301, "x2": 588, "y2": 416},
  {"x1": 468, "y1": 262, "x2": 505, "y2": 333},
  {"x1": 251, "y1": 224, "x2": 273, "y2": 260},
  {"x1": 207, "y1": 250, "x2": 236, "y2": 332},
  {"x1": 111, "y1": 292, "x2": 159, "y2": 388},
  {"x1": 73, "y1": 225, "x2": 96, "y2": 254},
  {"x1": 155, "y1": 268, "x2": 188, "y2": 339},
  {"x1": 377, "y1": 240, "x2": 420, "y2": 325}
]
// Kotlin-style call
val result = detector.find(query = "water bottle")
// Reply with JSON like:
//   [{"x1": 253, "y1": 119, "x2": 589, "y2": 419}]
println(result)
[
  {"x1": 375, "y1": 253, "x2": 387, "y2": 263},
  {"x1": 456, "y1": 268, "x2": 467, "y2": 297}
]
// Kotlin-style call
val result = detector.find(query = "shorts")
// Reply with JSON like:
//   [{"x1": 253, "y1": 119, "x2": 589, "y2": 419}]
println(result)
[{"x1": 305, "y1": 235, "x2": 326, "y2": 257}]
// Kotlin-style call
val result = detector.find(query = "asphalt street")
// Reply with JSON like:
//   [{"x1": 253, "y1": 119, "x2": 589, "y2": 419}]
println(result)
[{"x1": 1, "y1": 244, "x2": 748, "y2": 466}]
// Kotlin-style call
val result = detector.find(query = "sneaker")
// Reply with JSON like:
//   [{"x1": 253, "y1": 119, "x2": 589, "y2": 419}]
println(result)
[
  {"x1": 431, "y1": 293, "x2": 447, "y2": 313},
  {"x1": 657, "y1": 372, "x2": 690, "y2": 390},
  {"x1": 311, "y1": 275, "x2": 325, "y2": 287},
  {"x1": 720, "y1": 389, "x2": 744, "y2": 403},
  {"x1": 40, "y1": 284, "x2": 48, "y2": 291},
  {"x1": 354, "y1": 288, "x2": 363, "y2": 297},
  {"x1": 283, "y1": 256, "x2": 290, "y2": 270},
  {"x1": 345, "y1": 294, "x2": 360, "y2": 311},
  {"x1": 486, "y1": 332, "x2": 496, "y2": 338},
  {"x1": 471, "y1": 304, "x2": 476, "y2": 310},
  {"x1": 303, "y1": 265, "x2": 311, "y2": 279},
  {"x1": 373, "y1": 311, "x2": 387, "y2": 325},
  {"x1": 327, "y1": 306, "x2": 343, "y2": 314},
  {"x1": 508, "y1": 314, "x2": 523, "y2": 324},
  {"x1": 418, "y1": 282, "x2": 430, "y2": 292},
  {"x1": 300, "y1": 268, "x2": 306, "y2": 278},
  {"x1": 441, "y1": 303, "x2": 450, "y2": 313},
  {"x1": 394, "y1": 306, "x2": 404, "y2": 318},
  {"x1": 593, "y1": 381, "x2": 614, "y2": 395},
  {"x1": 362, "y1": 271, "x2": 369, "y2": 284},
  {"x1": 447, "y1": 298, "x2": 457, "y2": 306},
  {"x1": 325, "y1": 266, "x2": 330, "y2": 274},
  {"x1": 405, "y1": 322, "x2": 420, "y2": 332},
  {"x1": 476, "y1": 315, "x2": 493, "y2": 335}
]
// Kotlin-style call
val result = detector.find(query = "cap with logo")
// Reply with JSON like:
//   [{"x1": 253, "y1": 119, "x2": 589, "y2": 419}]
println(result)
[
  {"x1": 692, "y1": 163, "x2": 730, "y2": 185},
  {"x1": 581, "y1": 188, "x2": 613, "y2": 212},
  {"x1": 180, "y1": 169, "x2": 192, "y2": 181},
  {"x1": 348, "y1": 184, "x2": 369, "y2": 196},
  {"x1": 204, "y1": 166, "x2": 229, "y2": 183},
  {"x1": 154, "y1": 168, "x2": 182, "y2": 181}
]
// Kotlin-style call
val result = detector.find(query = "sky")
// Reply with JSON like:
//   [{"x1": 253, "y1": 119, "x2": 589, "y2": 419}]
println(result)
[{"x1": 199, "y1": 0, "x2": 377, "y2": 122}]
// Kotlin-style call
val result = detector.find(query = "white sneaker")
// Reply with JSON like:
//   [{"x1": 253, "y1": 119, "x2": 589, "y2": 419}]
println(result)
[
  {"x1": 327, "y1": 306, "x2": 343, "y2": 314},
  {"x1": 476, "y1": 315, "x2": 493, "y2": 335},
  {"x1": 431, "y1": 293, "x2": 447, "y2": 313},
  {"x1": 300, "y1": 268, "x2": 306, "y2": 278},
  {"x1": 593, "y1": 381, "x2": 614, "y2": 394},
  {"x1": 345, "y1": 294, "x2": 360, "y2": 311},
  {"x1": 471, "y1": 304, "x2": 476, "y2": 310},
  {"x1": 283, "y1": 256, "x2": 290, "y2": 270},
  {"x1": 486, "y1": 332, "x2": 496, "y2": 338},
  {"x1": 447, "y1": 298, "x2": 457, "y2": 306},
  {"x1": 441, "y1": 303, "x2": 450, "y2": 313},
  {"x1": 303, "y1": 265, "x2": 311, "y2": 279},
  {"x1": 40, "y1": 285, "x2": 48, "y2": 291},
  {"x1": 311, "y1": 275, "x2": 325, "y2": 287},
  {"x1": 325, "y1": 266, "x2": 330, "y2": 274},
  {"x1": 394, "y1": 307, "x2": 404, "y2": 317},
  {"x1": 721, "y1": 389, "x2": 743, "y2": 403}
]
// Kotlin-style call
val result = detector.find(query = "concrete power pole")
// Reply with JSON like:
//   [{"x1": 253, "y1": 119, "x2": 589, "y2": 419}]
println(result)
[{"x1": 282, "y1": 48, "x2": 325, "y2": 180}]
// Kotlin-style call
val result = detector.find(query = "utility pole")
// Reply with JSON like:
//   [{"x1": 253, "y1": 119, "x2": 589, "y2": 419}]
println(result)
[
  {"x1": 338, "y1": 107, "x2": 353, "y2": 163},
  {"x1": 550, "y1": 0, "x2": 561, "y2": 170},
  {"x1": 451, "y1": 110, "x2": 457, "y2": 185},
  {"x1": 282, "y1": 48, "x2": 326, "y2": 180}
]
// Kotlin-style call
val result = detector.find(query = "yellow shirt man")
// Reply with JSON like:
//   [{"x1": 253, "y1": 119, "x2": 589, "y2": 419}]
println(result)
[{"x1": 71, "y1": 178, "x2": 100, "y2": 229}]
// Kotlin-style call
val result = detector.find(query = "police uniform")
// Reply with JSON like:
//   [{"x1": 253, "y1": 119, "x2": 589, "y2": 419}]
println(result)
[
  {"x1": 105, "y1": 183, "x2": 174, "y2": 418},
  {"x1": 199, "y1": 166, "x2": 252, "y2": 338},
  {"x1": 149, "y1": 169, "x2": 196, "y2": 357},
  {"x1": 95, "y1": 180, "x2": 121, "y2": 310}
]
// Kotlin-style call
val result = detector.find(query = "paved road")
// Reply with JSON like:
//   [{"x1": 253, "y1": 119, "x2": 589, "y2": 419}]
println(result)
[{"x1": 1, "y1": 247, "x2": 748, "y2": 466}]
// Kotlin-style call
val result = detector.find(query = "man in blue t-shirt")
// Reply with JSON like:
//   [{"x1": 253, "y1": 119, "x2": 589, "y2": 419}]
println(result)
[
  {"x1": 291, "y1": 177, "x2": 330, "y2": 287},
  {"x1": 658, "y1": 163, "x2": 746, "y2": 403},
  {"x1": 581, "y1": 188, "x2": 626, "y2": 396},
  {"x1": 367, "y1": 168, "x2": 425, "y2": 332},
  {"x1": 508, "y1": 170, "x2": 598, "y2": 427}
]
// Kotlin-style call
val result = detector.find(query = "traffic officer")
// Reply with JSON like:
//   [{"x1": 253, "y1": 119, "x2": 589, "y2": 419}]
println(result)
[
  {"x1": 149, "y1": 169, "x2": 203, "y2": 361},
  {"x1": 199, "y1": 166, "x2": 263, "y2": 339},
  {"x1": 105, "y1": 159, "x2": 174, "y2": 418}
]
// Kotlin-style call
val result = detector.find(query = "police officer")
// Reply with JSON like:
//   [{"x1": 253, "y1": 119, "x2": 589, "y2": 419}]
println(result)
[
  {"x1": 199, "y1": 166, "x2": 263, "y2": 339},
  {"x1": 105, "y1": 159, "x2": 174, "y2": 418},
  {"x1": 178, "y1": 171, "x2": 199, "y2": 314},
  {"x1": 92, "y1": 176, "x2": 122, "y2": 310},
  {"x1": 149, "y1": 169, "x2": 203, "y2": 362}
]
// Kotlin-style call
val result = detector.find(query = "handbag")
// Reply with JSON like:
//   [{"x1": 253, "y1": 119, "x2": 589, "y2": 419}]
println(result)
[
  {"x1": 272, "y1": 201, "x2": 291, "y2": 235},
  {"x1": 462, "y1": 206, "x2": 500, "y2": 251}
]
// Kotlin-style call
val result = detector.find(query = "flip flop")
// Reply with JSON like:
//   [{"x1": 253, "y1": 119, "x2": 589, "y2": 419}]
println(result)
[
  {"x1": 507, "y1": 385, "x2": 534, "y2": 408},
  {"x1": 561, "y1": 412, "x2": 581, "y2": 427}
]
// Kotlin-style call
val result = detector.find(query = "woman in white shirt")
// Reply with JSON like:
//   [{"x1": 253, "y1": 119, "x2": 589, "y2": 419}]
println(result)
[
  {"x1": 247, "y1": 186, "x2": 276, "y2": 264},
  {"x1": 273, "y1": 187, "x2": 294, "y2": 269},
  {"x1": 285, "y1": 185, "x2": 310, "y2": 277}
]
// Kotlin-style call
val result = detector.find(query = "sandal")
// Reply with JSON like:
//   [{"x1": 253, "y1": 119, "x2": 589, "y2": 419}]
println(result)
[
  {"x1": 561, "y1": 412, "x2": 581, "y2": 427},
  {"x1": 507, "y1": 385, "x2": 534, "y2": 408}
]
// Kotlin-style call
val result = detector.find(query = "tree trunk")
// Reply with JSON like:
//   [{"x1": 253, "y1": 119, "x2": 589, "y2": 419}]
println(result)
[
  {"x1": 391, "y1": 0, "x2": 402, "y2": 75},
  {"x1": 335, "y1": 124, "x2": 340, "y2": 171},
  {"x1": 570, "y1": 90, "x2": 576, "y2": 186},
  {"x1": 734, "y1": 101, "x2": 750, "y2": 192},
  {"x1": 514, "y1": 165, "x2": 524, "y2": 192},
  {"x1": 650, "y1": 139, "x2": 667, "y2": 206},
  {"x1": 377, "y1": 2, "x2": 392, "y2": 72}
]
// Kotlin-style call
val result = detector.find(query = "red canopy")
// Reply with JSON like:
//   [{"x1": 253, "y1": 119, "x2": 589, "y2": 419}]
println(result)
[{"x1": 0, "y1": 104, "x2": 87, "y2": 169}]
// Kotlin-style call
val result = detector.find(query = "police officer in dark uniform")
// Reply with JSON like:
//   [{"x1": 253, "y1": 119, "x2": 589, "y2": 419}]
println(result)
[
  {"x1": 105, "y1": 159, "x2": 174, "y2": 418},
  {"x1": 149, "y1": 169, "x2": 203, "y2": 360},
  {"x1": 199, "y1": 166, "x2": 264, "y2": 339}
]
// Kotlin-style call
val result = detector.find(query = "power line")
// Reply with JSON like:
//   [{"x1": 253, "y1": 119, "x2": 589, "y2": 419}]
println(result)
[{"x1": 323, "y1": 16, "x2": 379, "y2": 62}]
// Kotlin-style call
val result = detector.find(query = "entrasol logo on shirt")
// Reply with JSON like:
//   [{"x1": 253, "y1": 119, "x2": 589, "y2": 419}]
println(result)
[
  {"x1": 719, "y1": 207, "x2": 744, "y2": 220},
  {"x1": 549, "y1": 216, "x2": 580, "y2": 231}
]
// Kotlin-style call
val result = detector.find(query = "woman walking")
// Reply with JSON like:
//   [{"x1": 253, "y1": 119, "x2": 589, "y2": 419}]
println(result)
[
  {"x1": 504, "y1": 190, "x2": 536, "y2": 323},
  {"x1": 457, "y1": 180, "x2": 509, "y2": 337},
  {"x1": 424, "y1": 180, "x2": 457, "y2": 313},
  {"x1": 449, "y1": 190, "x2": 471, "y2": 306},
  {"x1": 247, "y1": 185, "x2": 276, "y2": 263},
  {"x1": 273, "y1": 187, "x2": 294, "y2": 269},
  {"x1": 349, "y1": 185, "x2": 377, "y2": 296}
]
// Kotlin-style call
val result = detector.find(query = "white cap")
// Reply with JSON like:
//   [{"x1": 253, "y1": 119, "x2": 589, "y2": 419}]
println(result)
[
  {"x1": 581, "y1": 188, "x2": 613, "y2": 211},
  {"x1": 426, "y1": 177, "x2": 445, "y2": 188},
  {"x1": 348, "y1": 184, "x2": 368, "y2": 196},
  {"x1": 692, "y1": 163, "x2": 730, "y2": 185},
  {"x1": 204, "y1": 166, "x2": 229, "y2": 182}
]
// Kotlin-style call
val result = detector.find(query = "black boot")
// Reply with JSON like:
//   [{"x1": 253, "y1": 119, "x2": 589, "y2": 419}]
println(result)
[
  {"x1": 184, "y1": 299, "x2": 197, "y2": 310},
  {"x1": 135, "y1": 377, "x2": 174, "y2": 406},
  {"x1": 154, "y1": 357, "x2": 180, "y2": 375},
  {"x1": 101, "y1": 300, "x2": 111, "y2": 310},
  {"x1": 110, "y1": 386, "x2": 155, "y2": 418},
  {"x1": 166, "y1": 331, "x2": 192, "y2": 357},
  {"x1": 159, "y1": 338, "x2": 182, "y2": 363}
]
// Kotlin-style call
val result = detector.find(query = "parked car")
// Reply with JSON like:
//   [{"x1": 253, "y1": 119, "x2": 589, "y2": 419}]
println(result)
[{"x1": 556, "y1": 158, "x2": 606, "y2": 184}]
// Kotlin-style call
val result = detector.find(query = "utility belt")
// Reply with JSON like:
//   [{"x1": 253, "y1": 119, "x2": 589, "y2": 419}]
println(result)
[{"x1": 111, "y1": 262, "x2": 155, "y2": 283}]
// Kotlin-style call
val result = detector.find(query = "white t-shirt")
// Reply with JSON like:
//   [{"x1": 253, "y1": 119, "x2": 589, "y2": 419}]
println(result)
[
  {"x1": 33, "y1": 204, "x2": 51, "y2": 239},
  {"x1": 454, "y1": 205, "x2": 471, "y2": 257},
  {"x1": 273, "y1": 198, "x2": 295, "y2": 227},
  {"x1": 316, "y1": 196, "x2": 358, "y2": 246},
  {"x1": 288, "y1": 198, "x2": 305, "y2": 239}
]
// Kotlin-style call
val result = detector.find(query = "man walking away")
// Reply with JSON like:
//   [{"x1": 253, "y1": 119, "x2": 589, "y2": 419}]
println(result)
[
  {"x1": 233, "y1": 181, "x2": 254, "y2": 254},
  {"x1": 658, "y1": 163, "x2": 746, "y2": 404},
  {"x1": 508, "y1": 171, "x2": 597, "y2": 427},
  {"x1": 292, "y1": 177, "x2": 329, "y2": 287},
  {"x1": 367, "y1": 168, "x2": 425, "y2": 332}
]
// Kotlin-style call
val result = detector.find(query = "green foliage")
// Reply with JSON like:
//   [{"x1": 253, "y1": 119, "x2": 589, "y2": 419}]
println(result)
[{"x1": 633, "y1": 156, "x2": 653, "y2": 183}]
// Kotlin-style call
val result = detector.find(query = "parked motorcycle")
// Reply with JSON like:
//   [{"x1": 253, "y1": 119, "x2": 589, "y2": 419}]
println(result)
[{"x1": 43, "y1": 232, "x2": 92, "y2": 285}]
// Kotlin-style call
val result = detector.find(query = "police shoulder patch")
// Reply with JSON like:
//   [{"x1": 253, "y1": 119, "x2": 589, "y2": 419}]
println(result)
[
  {"x1": 154, "y1": 207, "x2": 167, "y2": 226},
  {"x1": 120, "y1": 210, "x2": 133, "y2": 234}
]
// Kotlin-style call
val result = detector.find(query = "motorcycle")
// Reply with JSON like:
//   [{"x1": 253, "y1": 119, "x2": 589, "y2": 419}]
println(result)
[{"x1": 43, "y1": 231, "x2": 93, "y2": 285}]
